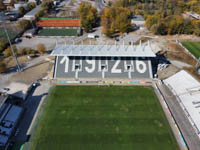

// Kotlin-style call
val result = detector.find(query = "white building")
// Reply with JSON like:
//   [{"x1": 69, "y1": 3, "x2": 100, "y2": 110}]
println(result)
[{"x1": 164, "y1": 70, "x2": 200, "y2": 138}]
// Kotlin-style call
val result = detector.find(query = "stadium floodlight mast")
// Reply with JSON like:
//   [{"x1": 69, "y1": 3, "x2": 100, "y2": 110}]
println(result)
[{"x1": 0, "y1": 12, "x2": 22, "y2": 72}]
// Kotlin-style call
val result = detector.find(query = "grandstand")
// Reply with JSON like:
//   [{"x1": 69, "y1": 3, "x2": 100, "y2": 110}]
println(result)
[
  {"x1": 51, "y1": 42, "x2": 156, "y2": 79},
  {"x1": 164, "y1": 70, "x2": 200, "y2": 138}
]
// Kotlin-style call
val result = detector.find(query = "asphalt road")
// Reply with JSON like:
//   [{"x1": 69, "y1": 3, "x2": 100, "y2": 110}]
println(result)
[{"x1": 13, "y1": 81, "x2": 51, "y2": 149}]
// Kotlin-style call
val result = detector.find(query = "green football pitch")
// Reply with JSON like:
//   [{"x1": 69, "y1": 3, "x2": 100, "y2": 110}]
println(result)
[
  {"x1": 31, "y1": 86, "x2": 179, "y2": 150},
  {"x1": 182, "y1": 42, "x2": 200, "y2": 59},
  {"x1": 37, "y1": 28, "x2": 77, "y2": 36}
]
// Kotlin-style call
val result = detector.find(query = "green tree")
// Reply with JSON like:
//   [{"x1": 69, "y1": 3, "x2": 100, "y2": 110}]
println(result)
[
  {"x1": 17, "y1": 19, "x2": 31, "y2": 30},
  {"x1": 78, "y1": 3, "x2": 98, "y2": 32},
  {"x1": 153, "y1": 22, "x2": 168, "y2": 35},
  {"x1": 0, "y1": 61, "x2": 6, "y2": 73},
  {"x1": 37, "y1": 43, "x2": 46, "y2": 54},
  {"x1": 193, "y1": 20, "x2": 200, "y2": 36},
  {"x1": 145, "y1": 15, "x2": 159, "y2": 30},
  {"x1": 0, "y1": 40, "x2": 7, "y2": 53},
  {"x1": 101, "y1": 7, "x2": 131, "y2": 37},
  {"x1": 18, "y1": 6, "x2": 26, "y2": 17},
  {"x1": 41, "y1": 0, "x2": 53, "y2": 13},
  {"x1": 115, "y1": 8, "x2": 131, "y2": 33},
  {"x1": 0, "y1": 1, "x2": 6, "y2": 11},
  {"x1": 3, "y1": 48, "x2": 12, "y2": 57},
  {"x1": 27, "y1": 2, "x2": 36, "y2": 11},
  {"x1": 35, "y1": 9, "x2": 45, "y2": 19},
  {"x1": 183, "y1": 19, "x2": 194, "y2": 34}
]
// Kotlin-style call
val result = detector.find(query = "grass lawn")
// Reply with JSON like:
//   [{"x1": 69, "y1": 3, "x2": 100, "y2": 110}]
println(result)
[
  {"x1": 31, "y1": 86, "x2": 179, "y2": 150},
  {"x1": 0, "y1": 27, "x2": 18, "y2": 39},
  {"x1": 182, "y1": 42, "x2": 200, "y2": 59},
  {"x1": 37, "y1": 28, "x2": 77, "y2": 36}
]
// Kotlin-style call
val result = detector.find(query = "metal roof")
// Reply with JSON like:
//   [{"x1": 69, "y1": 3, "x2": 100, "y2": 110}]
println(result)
[
  {"x1": 51, "y1": 43, "x2": 156, "y2": 57},
  {"x1": 4, "y1": 105, "x2": 23, "y2": 122},
  {"x1": 164, "y1": 70, "x2": 200, "y2": 137}
]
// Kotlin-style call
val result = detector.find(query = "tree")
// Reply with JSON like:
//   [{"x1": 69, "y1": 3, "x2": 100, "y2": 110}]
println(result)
[
  {"x1": 3, "y1": 45, "x2": 18, "y2": 57},
  {"x1": 0, "y1": 1, "x2": 6, "y2": 11},
  {"x1": 41, "y1": 1, "x2": 53, "y2": 13},
  {"x1": 101, "y1": 7, "x2": 132, "y2": 37},
  {"x1": 17, "y1": 19, "x2": 31, "y2": 30},
  {"x1": 145, "y1": 15, "x2": 159, "y2": 30},
  {"x1": 152, "y1": 22, "x2": 168, "y2": 35},
  {"x1": 35, "y1": 9, "x2": 45, "y2": 19},
  {"x1": 3, "y1": 48, "x2": 12, "y2": 57},
  {"x1": 0, "y1": 61, "x2": 6, "y2": 73},
  {"x1": 0, "y1": 40, "x2": 7, "y2": 53},
  {"x1": 18, "y1": 6, "x2": 26, "y2": 17},
  {"x1": 115, "y1": 8, "x2": 131, "y2": 33},
  {"x1": 37, "y1": 43, "x2": 46, "y2": 54},
  {"x1": 183, "y1": 19, "x2": 194, "y2": 34},
  {"x1": 27, "y1": 2, "x2": 36, "y2": 11},
  {"x1": 101, "y1": 8, "x2": 115, "y2": 37},
  {"x1": 193, "y1": 20, "x2": 200, "y2": 36},
  {"x1": 78, "y1": 3, "x2": 98, "y2": 32}
]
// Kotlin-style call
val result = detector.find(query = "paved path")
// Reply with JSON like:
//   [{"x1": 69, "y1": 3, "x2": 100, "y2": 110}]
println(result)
[
  {"x1": 170, "y1": 60, "x2": 192, "y2": 69},
  {"x1": 157, "y1": 82, "x2": 200, "y2": 150},
  {"x1": 153, "y1": 83, "x2": 186, "y2": 150},
  {"x1": 0, "y1": 55, "x2": 51, "y2": 91},
  {"x1": 13, "y1": 81, "x2": 51, "y2": 146}
]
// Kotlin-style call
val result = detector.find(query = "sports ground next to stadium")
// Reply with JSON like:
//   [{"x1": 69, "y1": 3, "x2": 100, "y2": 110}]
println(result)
[
  {"x1": 37, "y1": 28, "x2": 77, "y2": 36},
  {"x1": 182, "y1": 42, "x2": 200, "y2": 59},
  {"x1": 31, "y1": 86, "x2": 179, "y2": 150}
]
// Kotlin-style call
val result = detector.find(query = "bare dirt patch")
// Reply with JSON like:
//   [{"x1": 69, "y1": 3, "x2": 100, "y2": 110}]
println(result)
[
  {"x1": 3, "y1": 56, "x2": 29, "y2": 69},
  {"x1": 183, "y1": 67, "x2": 200, "y2": 81},
  {"x1": 134, "y1": 36, "x2": 152, "y2": 45},
  {"x1": 163, "y1": 42, "x2": 196, "y2": 65},
  {"x1": 9, "y1": 62, "x2": 53, "y2": 84},
  {"x1": 157, "y1": 64, "x2": 180, "y2": 80}
]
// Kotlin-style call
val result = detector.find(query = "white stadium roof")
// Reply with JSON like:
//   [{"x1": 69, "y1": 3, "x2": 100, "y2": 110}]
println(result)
[
  {"x1": 51, "y1": 44, "x2": 156, "y2": 57},
  {"x1": 164, "y1": 70, "x2": 200, "y2": 137}
]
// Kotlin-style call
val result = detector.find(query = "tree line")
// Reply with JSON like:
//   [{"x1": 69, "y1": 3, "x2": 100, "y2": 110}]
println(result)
[
  {"x1": 145, "y1": 14, "x2": 200, "y2": 36},
  {"x1": 77, "y1": 3, "x2": 132, "y2": 37},
  {"x1": 78, "y1": 0, "x2": 200, "y2": 36},
  {"x1": 0, "y1": 43, "x2": 46, "y2": 73},
  {"x1": 112, "y1": 0, "x2": 200, "y2": 36}
]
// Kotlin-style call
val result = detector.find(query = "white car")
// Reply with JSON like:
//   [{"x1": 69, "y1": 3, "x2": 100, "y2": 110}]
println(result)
[{"x1": 88, "y1": 34, "x2": 99, "y2": 38}]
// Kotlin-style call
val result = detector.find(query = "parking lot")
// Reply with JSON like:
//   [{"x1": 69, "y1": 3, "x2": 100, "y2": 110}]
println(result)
[{"x1": 16, "y1": 36, "x2": 78, "y2": 50}]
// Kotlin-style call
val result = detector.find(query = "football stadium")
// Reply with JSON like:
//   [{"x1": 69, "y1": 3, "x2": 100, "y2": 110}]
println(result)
[
  {"x1": 26, "y1": 42, "x2": 189, "y2": 150},
  {"x1": 31, "y1": 86, "x2": 179, "y2": 150}
]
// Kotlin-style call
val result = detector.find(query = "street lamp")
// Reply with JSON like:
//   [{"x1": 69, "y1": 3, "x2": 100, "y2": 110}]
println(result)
[{"x1": 0, "y1": 12, "x2": 22, "y2": 72}]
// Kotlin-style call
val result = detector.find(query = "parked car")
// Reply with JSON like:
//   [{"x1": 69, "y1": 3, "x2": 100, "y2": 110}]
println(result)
[
  {"x1": 15, "y1": 38, "x2": 21, "y2": 43},
  {"x1": 88, "y1": 34, "x2": 99, "y2": 38},
  {"x1": 23, "y1": 28, "x2": 37, "y2": 38}
]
